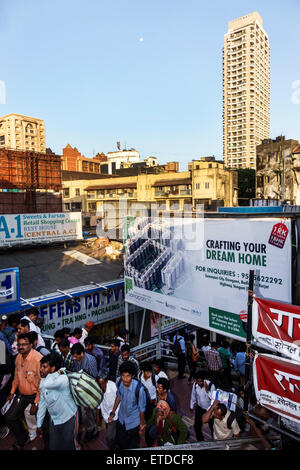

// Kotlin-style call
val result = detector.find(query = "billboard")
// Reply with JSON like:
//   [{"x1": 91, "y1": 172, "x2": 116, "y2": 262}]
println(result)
[
  {"x1": 0, "y1": 267, "x2": 20, "y2": 314},
  {"x1": 252, "y1": 297, "x2": 300, "y2": 362},
  {"x1": 124, "y1": 217, "x2": 292, "y2": 341},
  {"x1": 253, "y1": 353, "x2": 300, "y2": 423},
  {"x1": 0, "y1": 212, "x2": 82, "y2": 247}
]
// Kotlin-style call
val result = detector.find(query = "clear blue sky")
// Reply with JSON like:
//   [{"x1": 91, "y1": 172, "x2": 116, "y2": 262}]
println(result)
[{"x1": 1, "y1": 0, "x2": 300, "y2": 169}]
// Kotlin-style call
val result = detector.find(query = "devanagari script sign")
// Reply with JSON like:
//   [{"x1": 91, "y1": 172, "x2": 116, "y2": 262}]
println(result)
[
  {"x1": 252, "y1": 297, "x2": 300, "y2": 362},
  {"x1": 253, "y1": 354, "x2": 300, "y2": 423}
]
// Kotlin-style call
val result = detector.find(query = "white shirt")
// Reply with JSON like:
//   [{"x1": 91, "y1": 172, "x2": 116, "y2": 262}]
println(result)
[
  {"x1": 98, "y1": 380, "x2": 119, "y2": 423},
  {"x1": 190, "y1": 380, "x2": 215, "y2": 410},
  {"x1": 213, "y1": 410, "x2": 241, "y2": 440},
  {"x1": 79, "y1": 328, "x2": 88, "y2": 346},
  {"x1": 21, "y1": 315, "x2": 45, "y2": 347},
  {"x1": 157, "y1": 371, "x2": 168, "y2": 380},
  {"x1": 140, "y1": 373, "x2": 159, "y2": 400}
]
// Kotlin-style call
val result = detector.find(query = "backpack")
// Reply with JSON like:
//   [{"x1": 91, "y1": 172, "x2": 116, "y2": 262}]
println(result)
[
  {"x1": 171, "y1": 338, "x2": 182, "y2": 357},
  {"x1": 117, "y1": 377, "x2": 154, "y2": 421},
  {"x1": 62, "y1": 369, "x2": 103, "y2": 409}
]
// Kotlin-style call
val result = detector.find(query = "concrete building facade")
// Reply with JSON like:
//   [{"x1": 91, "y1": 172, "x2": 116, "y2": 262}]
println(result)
[
  {"x1": 256, "y1": 136, "x2": 300, "y2": 204},
  {"x1": 0, "y1": 113, "x2": 46, "y2": 153},
  {"x1": 223, "y1": 12, "x2": 270, "y2": 169}
]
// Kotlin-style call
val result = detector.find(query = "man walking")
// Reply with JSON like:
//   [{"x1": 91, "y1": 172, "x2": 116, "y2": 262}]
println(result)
[
  {"x1": 116, "y1": 344, "x2": 139, "y2": 379},
  {"x1": 84, "y1": 336, "x2": 105, "y2": 374},
  {"x1": 21, "y1": 307, "x2": 45, "y2": 347},
  {"x1": 202, "y1": 400, "x2": 241, "y2": 441},
  {"x1": 37, "y1": 352, "x2": 80, "y2": 450},
  {"x1": 97, "y1": 372, "x2": 119, "y2": 450},
  {"x1": 190, "y1": 371, "x2": 215, "y2": 441},
  {"x1": 5, "y1": 333, "x2": 42, "y2": 450},
  {"x1": 108, "y1": 361, "x2": 146, "y2": 449},
  {"x1": 204, "y1": 342, "x2": 223, "y2": 387},
  {"x1": 173, "y1": 329, "x2": 186, "y2": 379},
  {"x1": 108, "y1": 339, "x2": 121, "y2": 382}
]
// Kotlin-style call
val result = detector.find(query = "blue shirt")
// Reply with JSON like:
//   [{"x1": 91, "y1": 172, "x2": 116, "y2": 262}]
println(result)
[
  {"x1": 37, "y1": 371, "x2": 78, "y2": 427},
  {"x1": 116, "y1": 378, "x2": 146, "y2": 430},
  {"x1": 0, "y1": 331, "x2": 12, "y2": 354},
  {"x1": 173, "y1": 334, "x2": 185, "y2": 354},
  {"x1": 3, "y1": 326, "x2": 16, "y2": 345},
  {"x1": 234, "y1": 352, "x2": 246, "y2": 376},
  {"x1": 74, "y1": 352, "x2": 98, "y2": 379},
  {"x1": 166, "y1": 390, "x2": 177, "y2": 412}
]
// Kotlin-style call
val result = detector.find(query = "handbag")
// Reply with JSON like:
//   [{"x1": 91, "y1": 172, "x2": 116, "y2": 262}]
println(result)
[{"x1": 62, "y1": 369, "x2": 103, "y2": 409}]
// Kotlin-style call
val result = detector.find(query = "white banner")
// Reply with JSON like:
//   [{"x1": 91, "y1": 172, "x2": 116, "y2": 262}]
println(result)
[
  {"x1": 0, "y1": 212, "x2": 82, "y2": 247},
  {"x1": 124, "y1": 217, "x2": 292, "y2": 341}
]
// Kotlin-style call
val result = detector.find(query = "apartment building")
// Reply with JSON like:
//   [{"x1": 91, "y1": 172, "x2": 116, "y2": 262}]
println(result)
[
  {"x1": 0, "y1": 113, "x2": 46, "y2": 153},
  {"x1": 223, "y1": 12, "x2": 270, "y2": 169}
]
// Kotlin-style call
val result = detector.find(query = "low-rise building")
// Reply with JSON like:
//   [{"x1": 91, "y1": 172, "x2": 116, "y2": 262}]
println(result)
[{"x1": 256, "y1": 136, "x2": 300, "y2": 204}]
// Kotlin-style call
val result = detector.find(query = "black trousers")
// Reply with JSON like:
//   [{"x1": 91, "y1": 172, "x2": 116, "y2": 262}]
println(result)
[
  {"x1": 115, "y1": 420, "x2": 140, "y2": 449},
  {"x1": 194, "y1": 405, "x2": 214, "y2": 441},
  {"x1": 5, "y1": 393, "x2": 36, "y2": 447},
  {"x1": 177, "y1": 353, "x2": 186, "y2": 378}
]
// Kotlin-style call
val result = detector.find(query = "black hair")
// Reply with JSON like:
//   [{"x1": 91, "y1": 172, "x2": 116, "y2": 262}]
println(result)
[
  {"x1": 25, "y1": 307, "x2": 39, "y2": 317},
  {"x1": 61, "y1": 327, "x2": 71, "y2": 335},
  {"x1": 188, "y1": 334, "x2": 195, "y2": 342},
  {"x1": 121, "y1": 344, "x2": 130, "y2": 353},
  {"x1": 71, "y1": 343, "x2": 85, "y2": 355},
  {"x1": 110, "y1": 339, "x2": 120, "y2": 348},
  {"x1": 27, "y1": 331, "x2": 38, "y2": 344},
  {"x1": 84, "y1": 336, "x2": 96, "y2": 346},
  {"x1": 217, "y1": 403, "x2": 228, "y2": 417},
  {"x1": 194, "y1": 371, "x2": 205, "y2": 381},
  {"x1": 157, "y1": 377, "x2": 170, "y2": 391},
  {"x1": 153, "y1": 359, "x2": 165, "y2": 370},
  {"x1": 54, "y1": 329, "x2": 65, "y2": 339},
  {"x1": 73, "y1": 328, "x2": 83, "y2": 336},
  {"x1": 140, "y1": 361, "x2": 152, "y2": 372},
  {"x1": 18, "y1": 319, "x2": 30, "y2": 328},
  {"x1": 59, "y1": 338, "x2": 71, "y2": 349},
  {"x1": 119, "y1": 361, "x2": 136, "y2": 376},
  {"x1": 40, "y1": 352, "x2": 62, "y2": 371},
  {"x1": 211, "y1": 342, "x2": 218, "y2": 349},
  {"x1": 221, "y1": 340, "x2": 230, "y2": 349},
  {"x1": 17, "y1": 333, "x2": 31, "y2": 342},
  {"x1": 8, "y1": 314, "x2": 21, "y2": 327}
]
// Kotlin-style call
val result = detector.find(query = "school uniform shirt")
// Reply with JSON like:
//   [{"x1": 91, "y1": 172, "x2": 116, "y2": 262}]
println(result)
[
  {"x1": 10, "y1": 349, "x2": 42, "y2": 403},
  {"x1": 156, "y1": 370, "x2": 168, "y2": 380},
  {"x1": 213, "y1": 411, "x2": 241, "y2": 440},
  {"x1": 140, "y1": 373, "x2": 159, "y2": 400},
  {"x1": 116, "y1": 378, "x2": 146, "y2": 430},
  {"x1": 37, "y1": 371, "x2": 77, "y2": 427},
  {"x1": 190, "y1": 380, "x2": 216, "y2": 410},
  {"x1": 98, "y1": 380, "x2": 119, "y2": 423}
]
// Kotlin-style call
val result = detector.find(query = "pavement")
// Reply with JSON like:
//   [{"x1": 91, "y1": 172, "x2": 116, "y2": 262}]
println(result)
[{"x1": 0, "y1": 370, "x2": 211, "y2": 451}]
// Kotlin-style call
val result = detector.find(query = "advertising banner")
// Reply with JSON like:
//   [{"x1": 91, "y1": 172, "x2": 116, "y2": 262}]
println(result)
[
  {"x1": 0, "y1": 212, "x2": 82, "y2": 247},
  {"x1": 253, "y1": 353, "x2": 300, "y2": 423},
  {"x1": 150, "y1": 311, "x2": 185, "y2": 338},
  {"x1": 252, "y1": 297, "x2": 300, "y2": 362},
  {"x1": 124, "y1": 217, "x2": 292, "y2": 341},
  {"x1": 0, "y1": 267, "x2": 20, "y2": 314}
]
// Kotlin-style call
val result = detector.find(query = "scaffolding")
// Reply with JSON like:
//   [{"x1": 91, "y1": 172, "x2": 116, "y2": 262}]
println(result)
[{"x1": 0, "y1": 149, "x2": 62, "y2": 213}]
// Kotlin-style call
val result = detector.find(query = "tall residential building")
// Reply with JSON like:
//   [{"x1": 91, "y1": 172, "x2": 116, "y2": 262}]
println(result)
[
  {"x1": 223, "y1": 12, "x2": 270, "y2": 169},
  {"x1": 0, "y1": 113, "x2": 46, "y2": 153}
]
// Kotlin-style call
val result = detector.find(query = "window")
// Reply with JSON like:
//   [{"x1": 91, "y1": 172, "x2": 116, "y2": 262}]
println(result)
[
  {"x1": 75, "y1": 188, "x2": 80, "y2": 196},
  {"x1": 65, "y1": 203, "x2": 70, "y2": 211},
  {"x1": 195, "y1": 183, "x2": 200, "y2": 190},
  {"x1": 205, "y1": 182, "x2": 210, "y2": 189},
  {"x1": 63, "y1": 188, "x2": 70, "y2": 197},
  {"x1": 88, "y1": 203, "x2": 97, "y2": 211}
]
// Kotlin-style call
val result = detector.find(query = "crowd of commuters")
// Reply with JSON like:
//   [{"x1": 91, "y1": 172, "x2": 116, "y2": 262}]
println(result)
[{"x1": 0, "y1": 313, "x2": 292, "y2": 450}]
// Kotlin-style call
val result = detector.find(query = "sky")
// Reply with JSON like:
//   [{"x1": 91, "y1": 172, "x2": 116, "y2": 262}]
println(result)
[{"x1": 1, "y1": 0, "x2": 300, "y2": 170}]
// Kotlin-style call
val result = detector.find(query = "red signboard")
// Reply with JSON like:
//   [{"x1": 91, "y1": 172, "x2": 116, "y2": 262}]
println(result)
[
  {"x1": 253, "y1": 354, "x2": 300, "y2": 423},
  {"x1": 268, "y1": 222, "x2": 289, "y2": 249},
  {"x1": 252, "y1": 297, "x2": 300, "y2": 362}
]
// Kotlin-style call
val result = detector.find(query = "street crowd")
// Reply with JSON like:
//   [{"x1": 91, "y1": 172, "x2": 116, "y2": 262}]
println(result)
[{"x1": 0, "y1": 311, "x2": 285, "y2": 450}]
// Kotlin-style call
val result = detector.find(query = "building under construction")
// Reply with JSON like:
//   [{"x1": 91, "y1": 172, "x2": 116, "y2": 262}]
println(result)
[{"x1": 0, "y1": 148, "x2": 62, "y2": 213}]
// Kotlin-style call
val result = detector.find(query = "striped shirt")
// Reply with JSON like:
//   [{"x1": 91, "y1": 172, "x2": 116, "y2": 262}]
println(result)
[{"x1": 205, "y1": 348, "x2": 222, "y2": 371}]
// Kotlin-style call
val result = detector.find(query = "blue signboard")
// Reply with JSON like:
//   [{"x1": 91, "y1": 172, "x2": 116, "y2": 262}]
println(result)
[{"x1": 0, "y1": 267, "x2": 21, "y2": 314}]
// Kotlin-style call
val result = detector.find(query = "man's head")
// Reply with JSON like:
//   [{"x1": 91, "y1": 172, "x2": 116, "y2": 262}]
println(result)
[
  {"x1": 84, "y1": 336, "x2": 96, "y2": 353},
  {"x1": 8, "y1": 313, "x2": 21, "y2": 329},
  {"x1": 98, "y1": 370, "x2": 109, "y2": 391},
  {"x1": 188, "y1": 334, "x2": 195, "y2": 342},
  {"x1": 71, "y1": 342, "x2": 85, "y2": 363},
  {"x1": 213, "y1": 402, "x2": 228, "y2": 420},
  {"x1": 119, "y1": 361, "x2": 136, "y2": 387},
  {"x1": 61, "y1": 327, "x2": 71, "y2": 338},
  {"x1": 140, "y1": 361, "x2": 152, "y2": 380},
  {"x1": 40, "y1": 352, "x2": 62, "y2": 378},
  {"x1": 0, "y1": 315, "x2": 8, "y2": 332},
  {"x1": 221, "y1": 340, "x2": 229, "y2": 349},
  {"x1": 84, "y1": 321, "x2": 94, "y2": 334},
  {"x1": 58, "y1": 338, "x2": 71, "y2": 355},
  {"x1": 153, "y1": 359, "x2": 164, "y2": 375},
  {"x1": 17, "y1": 319, "x2": 30, "y2": 335},
  {"x1": 211, "y1": 342, "x2": 218, "y2": 350},
  {"x1": 109, "y1": 339, "x2": 120, "y2": 355},
  {"x1": 25, "y1": 307, "x2": 39, "y2": 323},
  {"x1": 156, "y1": 399, "x2": 171, "y2": 418},
  {"x1": 73, "y1": 328, "x2": 83, "y2": 340},
  {"x1": 194, "y1": 371, "x2": 206, "y2": 388},
  {"x1": 54, "y1": 329, "x2": 65, "y2": 345},
  {"x1": 17, "y1": 333, "x2": 32, "y2": 357},
  {"x1": 27, "y1": 331, "x2": 38, "y2": 349},
  {"x1": 120, "y1": 344, "x2": 131, "y2": 361},
  {"x1": 119, "y1": 328, "x2": 129, "y2": 341},
  {"x1": 156, "y1": 377, "x2": 170, "y2": 397}
]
